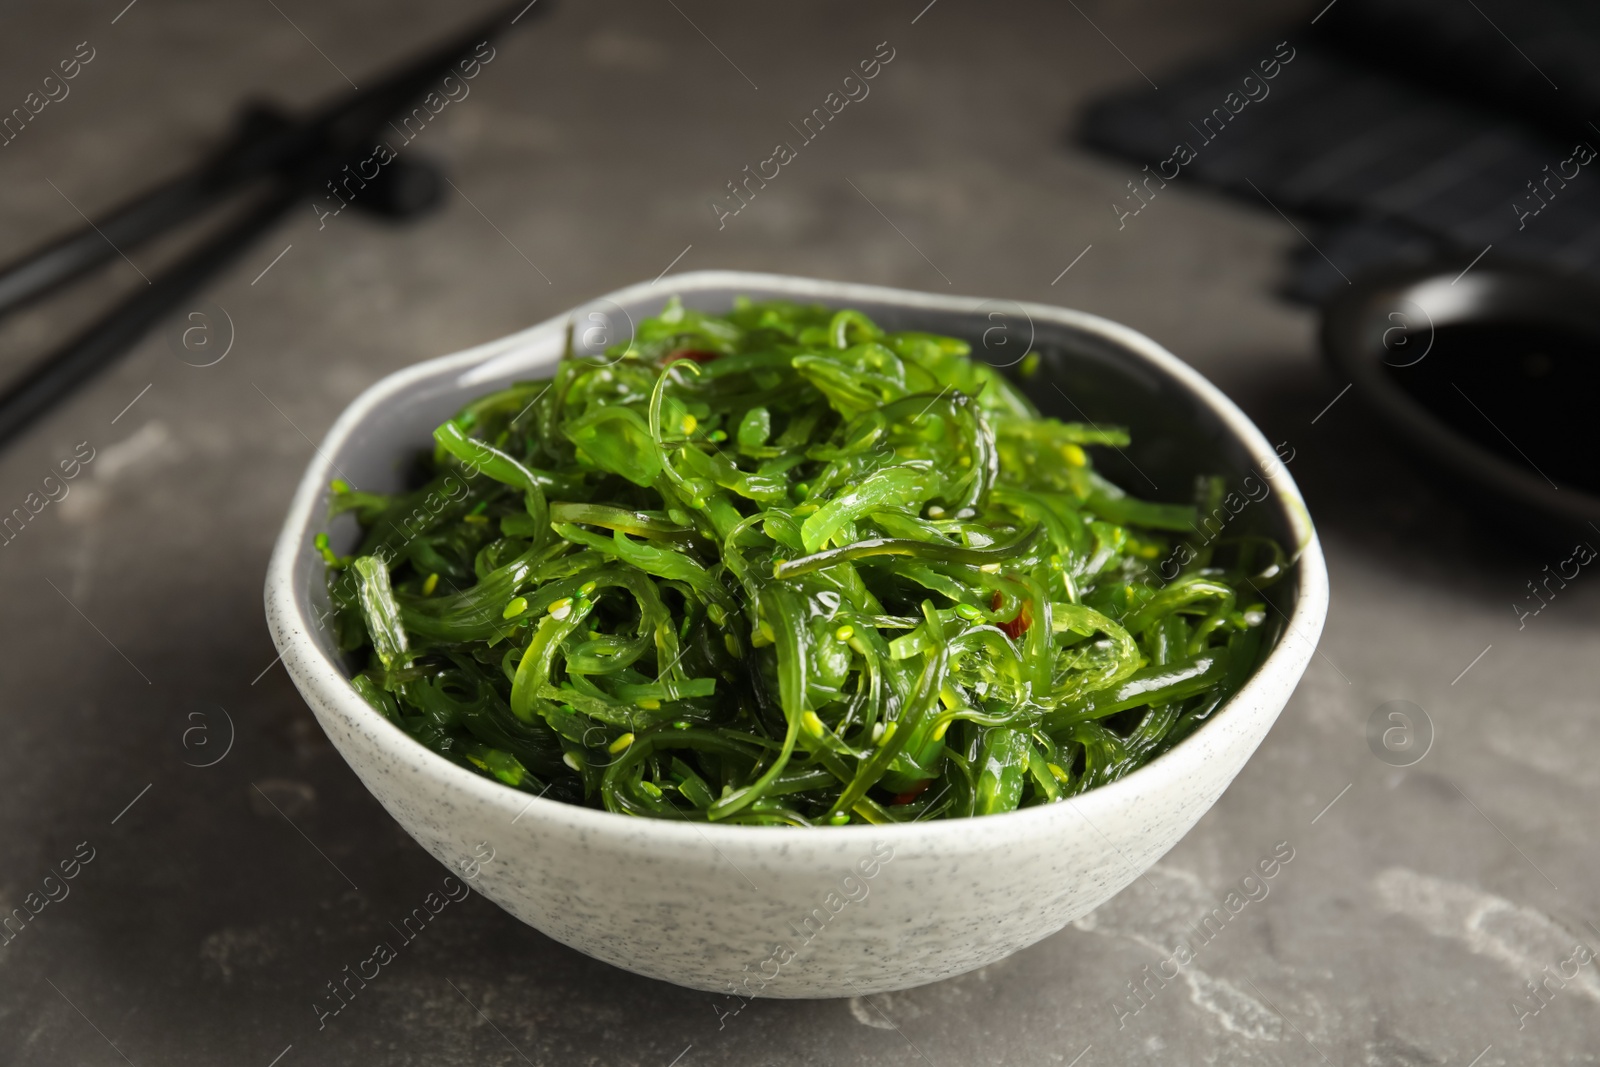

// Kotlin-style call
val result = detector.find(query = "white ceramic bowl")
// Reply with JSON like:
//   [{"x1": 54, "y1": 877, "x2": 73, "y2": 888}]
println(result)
[{"x1": 265, "y1": 271, "x2": 1327, "y2": 998}]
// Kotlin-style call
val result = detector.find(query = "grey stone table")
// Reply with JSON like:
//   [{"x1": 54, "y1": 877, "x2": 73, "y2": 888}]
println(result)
[{"x1": 2, "y1": 1, "x2": 1595, "y2": 1064}]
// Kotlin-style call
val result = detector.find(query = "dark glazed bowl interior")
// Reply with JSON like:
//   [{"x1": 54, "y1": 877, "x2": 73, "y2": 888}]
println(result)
[{"x1": 1321, "y1": 261, "x2": 1600, "y2": 537}]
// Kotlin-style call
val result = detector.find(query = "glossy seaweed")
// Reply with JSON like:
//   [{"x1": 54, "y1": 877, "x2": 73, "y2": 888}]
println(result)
[{"x1": 320, "y1": 298, "x2": 1284, "y2": 825}]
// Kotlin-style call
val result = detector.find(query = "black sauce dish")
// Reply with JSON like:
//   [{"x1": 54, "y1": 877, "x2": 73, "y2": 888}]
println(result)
[{"x1": 1321, "y1": 259, "x2": 1600, "y2": 542}]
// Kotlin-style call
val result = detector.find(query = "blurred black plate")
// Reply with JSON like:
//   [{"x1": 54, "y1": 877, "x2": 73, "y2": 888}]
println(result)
[{"x1": 1321, "y1": 261, "x2": 1600, "y2": 539}]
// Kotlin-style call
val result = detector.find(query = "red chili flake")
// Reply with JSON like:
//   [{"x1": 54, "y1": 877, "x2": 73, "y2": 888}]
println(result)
[
  {"x1": 666, "y1": 348, "x2": 720, "y2": 365},
  {"x1": 890, "y1": 780, "x2": 933, "y2": 806},
  {"x1": 990, "y1": 590, "x2": 1032, "y2": 639}
]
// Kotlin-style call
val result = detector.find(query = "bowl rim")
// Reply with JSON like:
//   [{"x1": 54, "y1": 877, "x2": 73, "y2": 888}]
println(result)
[{"x1": 265, "y1": 269, "x2": 1328, "y2": 844}]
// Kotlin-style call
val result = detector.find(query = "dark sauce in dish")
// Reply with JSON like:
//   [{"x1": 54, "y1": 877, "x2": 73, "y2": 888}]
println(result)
[{"x1": 1385, "y1": 321, "x2": 1599, "y2": 494}]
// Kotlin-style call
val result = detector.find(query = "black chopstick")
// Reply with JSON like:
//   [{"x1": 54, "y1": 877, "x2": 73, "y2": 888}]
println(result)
[
  {"x1": 0, "y1": 187, "x2": 300, "y2": 448},
  {"x1": 0, "y1": 0, "x2": 543, "y2": 448}
]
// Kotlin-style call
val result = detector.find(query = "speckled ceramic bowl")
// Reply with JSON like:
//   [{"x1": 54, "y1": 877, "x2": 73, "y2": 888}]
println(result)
[{"x1": 264, "y1": 271, "x2": 1327, "y2": 998}]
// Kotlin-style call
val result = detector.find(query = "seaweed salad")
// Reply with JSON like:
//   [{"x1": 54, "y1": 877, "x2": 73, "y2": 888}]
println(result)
[{"x1": 320, "y1": 297, "x2": 1285, "y2": 825}]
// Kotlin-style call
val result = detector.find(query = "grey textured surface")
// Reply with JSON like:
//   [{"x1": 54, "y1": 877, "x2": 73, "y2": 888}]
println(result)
[{"x1": 1, "y1": 1, "x2": 1596, "y2": 1065}]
